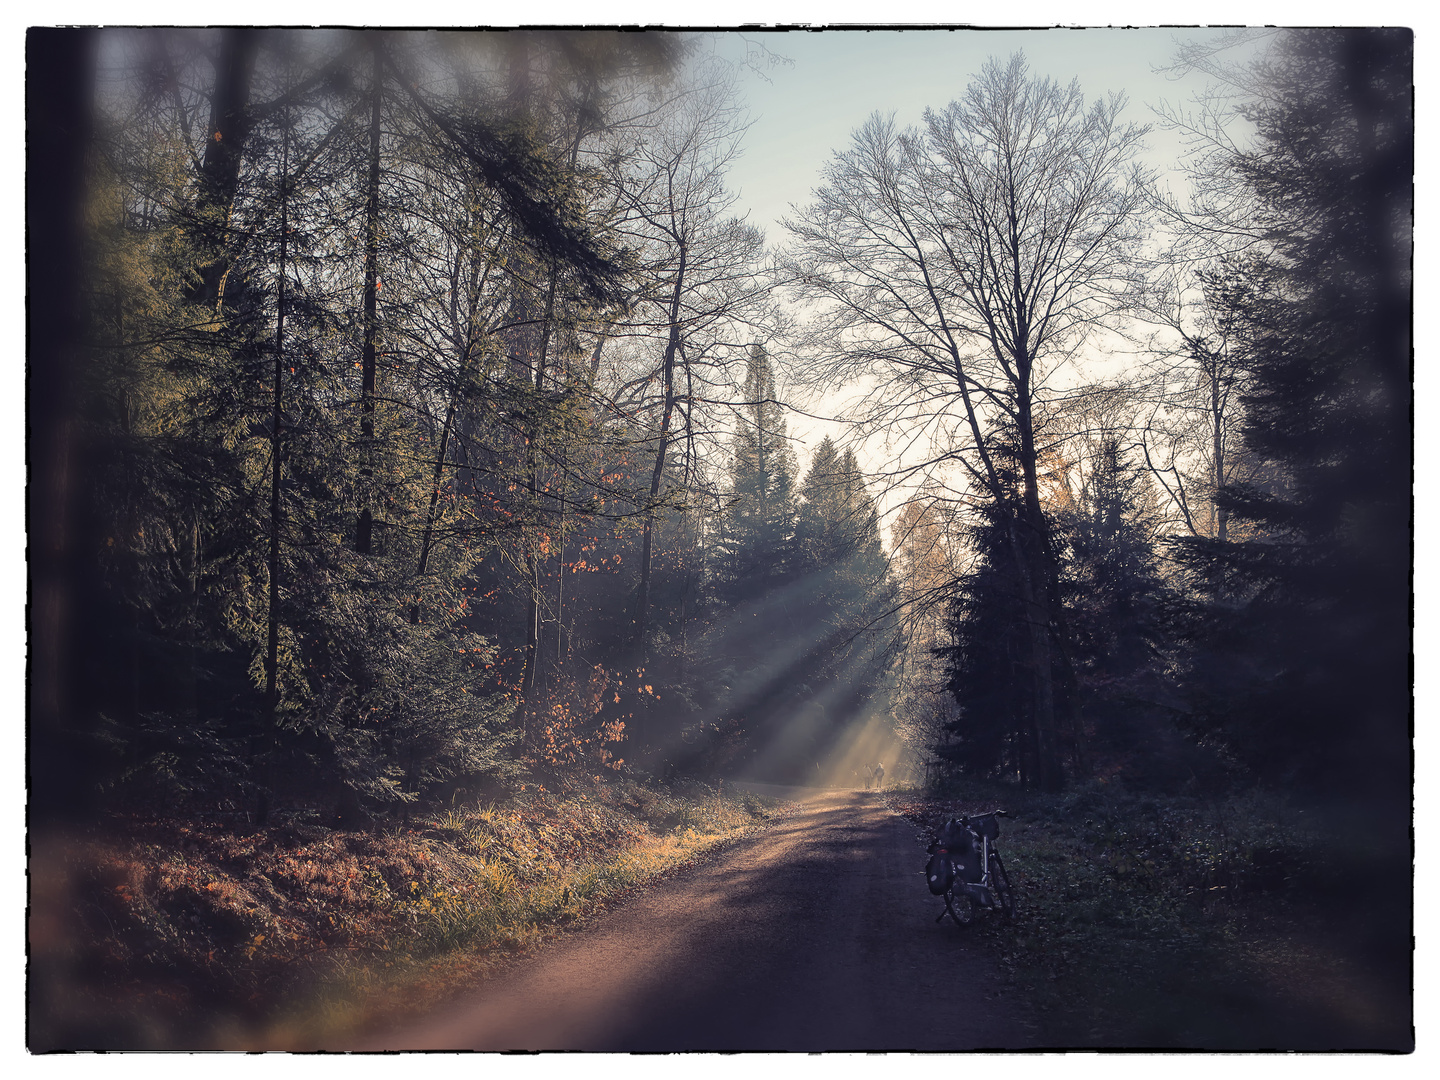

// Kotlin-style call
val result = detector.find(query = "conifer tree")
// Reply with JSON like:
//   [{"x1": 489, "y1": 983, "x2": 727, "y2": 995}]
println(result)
[
  {"x1": 712, "y1": 344, "x2": 798, "y2": 604},
  {"x1": 787, "y1": 438, "x2": 895, "y2": 760},
  {"x1": 1055, "y1": 436, "x2": 1175, "y2": 781},
  {"x1": 939, "y1": 504, "x2": 1032, "y2": 781},
  {"x1": 1169, "y1": 29, "x2": 1411, "y2": 801},
  {"x1": 937, "y1": 435, "x2": 1042, "y2": 783}
]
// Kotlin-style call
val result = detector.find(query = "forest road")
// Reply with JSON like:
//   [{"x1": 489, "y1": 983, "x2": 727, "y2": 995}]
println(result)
[{"x1": 346, "y1": 786, "x2": 1039, "y2": 1051}]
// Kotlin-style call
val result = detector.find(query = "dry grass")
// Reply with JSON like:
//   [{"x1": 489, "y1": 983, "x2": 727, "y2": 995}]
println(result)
[{"x1": 28, "y1": 778, "x2": 789, "y2": 1050}]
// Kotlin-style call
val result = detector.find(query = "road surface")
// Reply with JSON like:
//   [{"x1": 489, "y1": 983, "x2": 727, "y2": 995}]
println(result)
[{"x1": 344, "y1": 785, "x2": 1037, "y2": 1051}]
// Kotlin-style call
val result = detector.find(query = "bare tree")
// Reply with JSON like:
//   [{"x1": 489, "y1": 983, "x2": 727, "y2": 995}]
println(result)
[
  {"x1": 601, "y1": 59, "x2": 778, "y2": 649},
  {"x1": 1127, "y1": 34, "x2": 1290, "y2": 545},
  {"x1": 1131, "y1": 265, "x2": 1262, "y2": 543},
  {"x1": 782, "y1": 53, "x2": 1152, "y2": 790}
]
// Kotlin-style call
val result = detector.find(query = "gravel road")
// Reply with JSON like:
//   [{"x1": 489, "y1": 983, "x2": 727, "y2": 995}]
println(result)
[{"x1": 348, "y1": 786, "x2": 1038, "y2": 1051}]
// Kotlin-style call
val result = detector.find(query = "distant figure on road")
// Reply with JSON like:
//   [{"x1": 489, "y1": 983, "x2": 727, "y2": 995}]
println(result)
[{"x1": 873, "y1": 762, "x2": 884, "y2": 788}]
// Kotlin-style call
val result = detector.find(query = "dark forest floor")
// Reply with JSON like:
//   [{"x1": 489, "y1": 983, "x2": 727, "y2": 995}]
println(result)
[{"x1": 888, "y1": 782, "x2": 1413, "y2": 1051}]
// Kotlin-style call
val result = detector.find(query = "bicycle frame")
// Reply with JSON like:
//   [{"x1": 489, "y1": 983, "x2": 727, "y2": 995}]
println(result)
[
  {"x1": 957, "y1": 813, "x2": 1010, "y2": 912},
  {"x1": 956, "y1": 832, "x2": 997, "y2": 907}
]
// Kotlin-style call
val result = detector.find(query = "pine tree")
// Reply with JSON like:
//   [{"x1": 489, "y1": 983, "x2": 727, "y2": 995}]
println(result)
[
  {"x1": 1056, "y1": 437, "x2": 1179, "y2": 784},
  {"x1": 791, "y1": 438, "x2": 894, "y2": 735},
  {"x1": 794, "y1": 441, "x2": 891, "y2": 662},
  {"x1": 937, "y1": 436, "x2": 1043, "y2": 784},
  {"x1": 939, "y1": 503, "x2": 1032, "y2": 782},
  {"x1": 712, "y1": 344, "x2": 798, "y2": 604},
  {"x1": 1171, "y1": 30, "x2": 1411, "y2": 801},
  {"x1": 795, "y1": 440, "x2": 878, "y2": 571}
]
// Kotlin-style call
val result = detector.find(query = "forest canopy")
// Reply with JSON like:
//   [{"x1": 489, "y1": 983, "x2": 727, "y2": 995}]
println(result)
[{"x1": 28, "y1": 28, "x2": 1411, "y2": 833}]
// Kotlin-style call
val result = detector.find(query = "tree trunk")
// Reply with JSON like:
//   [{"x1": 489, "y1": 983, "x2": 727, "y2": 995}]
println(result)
[
  {"x1": 1014, "y1": 378, "x2": 1064, "y2": 793},
  {"x1": 1212, "y1": 365, "x2": 1228, "y2": 543},
  {"x1": 414, "y1": 207, "x2": 496, "y2": 624},
  {"x1": 635, "y1": 248, "x2": 686, "y2": 648},
  {"x1": 190, "y1": 28, "x2": 259, "y2": 310},
  {"x1": 187, "y1": 516, "x2": 201, "y2": 733},
  {"x1": 257, "y1": 120, "x2": 290, "y2": 825},
  {"x1": 411, "y1": 401, "x2": 455, "y2": 624},
  {"x1": 520, "y1": 549, "x2": 542, "y2": 731},
  {"x1": 356, "y1": 44, "x2": 382, "y2": 556},
  {"x1": 28, "y1": 28, "x2": 97, "y2": 821},
  {"x1": 516, "y1": 428, "x2": 545, "y2": 728},
  {"x1": 517, "y1": 305, "x2": 548, "y2": 729}
]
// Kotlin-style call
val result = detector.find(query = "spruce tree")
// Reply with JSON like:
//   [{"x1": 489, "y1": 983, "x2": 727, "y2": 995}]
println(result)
[
  {"x1": 1056, "y1": 437, "x2": 1177, "y2": 784},
  {"x1": 712, "y1": 344, "x2": 798, "y2": 604},
  {"x1": 939, "y1": 503, "x2": 1032, "y2": 782},
  {"x1": 1171, "y1": 30, "x2": 1411, "y2": 801},
  {"x1": 937, "y1": 435, "x2": 1044, "y2": 784},
  {"x1": 791, "y1": 439, "x2": 894, "y2": 736}
]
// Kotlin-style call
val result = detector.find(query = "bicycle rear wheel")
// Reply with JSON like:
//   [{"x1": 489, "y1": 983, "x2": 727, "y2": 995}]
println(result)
[{"x1": 945, "y1": 886, "x2": 974, "y2": 926}]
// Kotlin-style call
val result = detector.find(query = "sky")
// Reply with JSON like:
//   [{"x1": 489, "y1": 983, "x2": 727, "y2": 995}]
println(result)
[
  {"x1": 714, "y1": 27, "x2": 1251, "y2": 242},
  {"x1": 685, "y1": 27, "x2": 1264, "y2": 524}
]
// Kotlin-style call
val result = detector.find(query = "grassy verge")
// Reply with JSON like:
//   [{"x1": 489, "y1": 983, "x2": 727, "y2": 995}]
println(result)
[
  {"x1": 888, "y1": 779, "x2": 1412, "y2": 1050},
  {"x1": 29, "y1": 777, "x2": 791, "y2": 1050}
]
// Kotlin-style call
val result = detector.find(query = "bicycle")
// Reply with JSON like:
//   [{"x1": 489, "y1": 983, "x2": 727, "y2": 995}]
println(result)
[{"x1": 925, "y1": 810, "x2": 1015, "y2": 927}]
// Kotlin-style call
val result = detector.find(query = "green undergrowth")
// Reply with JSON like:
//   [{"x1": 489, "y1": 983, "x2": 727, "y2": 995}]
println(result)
[
  {"x1": 889, "y1": 779, "x2": 1412, "y2": 1051},
  {"x1": 29, "y1": 777, "x2": 790, "y2": 1050}
]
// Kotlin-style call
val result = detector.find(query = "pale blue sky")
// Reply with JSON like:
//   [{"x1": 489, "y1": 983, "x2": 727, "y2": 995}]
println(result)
[
  {"x1": 713, "y1": 27, "x2": 1257, "y2": 243},
  {"x1": 694, "y1": 28, "x2": 1261, "y2": 496}
]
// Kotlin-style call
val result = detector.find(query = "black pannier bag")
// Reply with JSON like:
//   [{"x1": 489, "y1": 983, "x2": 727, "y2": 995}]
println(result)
[{"x1": 926, "y1": 850, "x2": 955, "y2": 895}]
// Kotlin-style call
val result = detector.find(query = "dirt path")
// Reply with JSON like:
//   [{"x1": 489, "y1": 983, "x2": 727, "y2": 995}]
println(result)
[{"x1": 342, "y1": 786, "x2": 1038, "y2": 1051}]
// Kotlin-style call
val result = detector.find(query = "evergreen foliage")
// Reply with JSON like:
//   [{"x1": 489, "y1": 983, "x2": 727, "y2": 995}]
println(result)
[
  {"x1": 936, "y1": 433, "x2": 1049, "y2": 783},
  {"x1": 1053, "y1": 438, "x2": 1192, "y2": 786},
  {"x1": 926, "y1": 31, "x2": 1410, "y2": 806},
  {"x1": 711, "y1": 345, "x2": 799, "y2": 604},
  {"x1": 1167, "y1": 29, "x2": 1411, "y2": 801}
]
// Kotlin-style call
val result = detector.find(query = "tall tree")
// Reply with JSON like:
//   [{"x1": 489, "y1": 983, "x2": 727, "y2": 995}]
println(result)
[
  {"x1": 795, "y1": 440, "x2": 881, "y2": 572},
  {"x1": 606, "y1": 60, "x2": 773, "y2": 649},
  {"x1": 939, "y1": 502, "x2": 1032, "y2": 782},
  {"x1": 791, "y1": 438, "x2": 894, "y2": 731},
  {"x1": 1135, "y1": 257, "x2": 1271, "y2": 544},
  {"x1": 1053, "y1": 435, "x2": 1175, "y2": 781},
  {"x1": 936, "y1": 421, "x2": 1069, "y2": 785},
  {"x1": 1169, "y1": 29, "x2": 1412, "y2": 802},
  {"x1": 784, "y1": 54, "x2": 1153, "y2": 789},
  {"x1": 712, "y1": 344, "x2": 798, "y2": 603}
]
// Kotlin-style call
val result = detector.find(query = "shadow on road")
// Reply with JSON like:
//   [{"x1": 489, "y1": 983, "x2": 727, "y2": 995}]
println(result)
[{"x1": 359, "y1": 788, "x2": 1032, "y2": 1051}]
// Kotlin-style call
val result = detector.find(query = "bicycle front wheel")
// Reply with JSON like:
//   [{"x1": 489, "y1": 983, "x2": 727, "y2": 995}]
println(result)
[{"x1": 988, "y1": 854, "x2": 1015, "y2": 919}]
